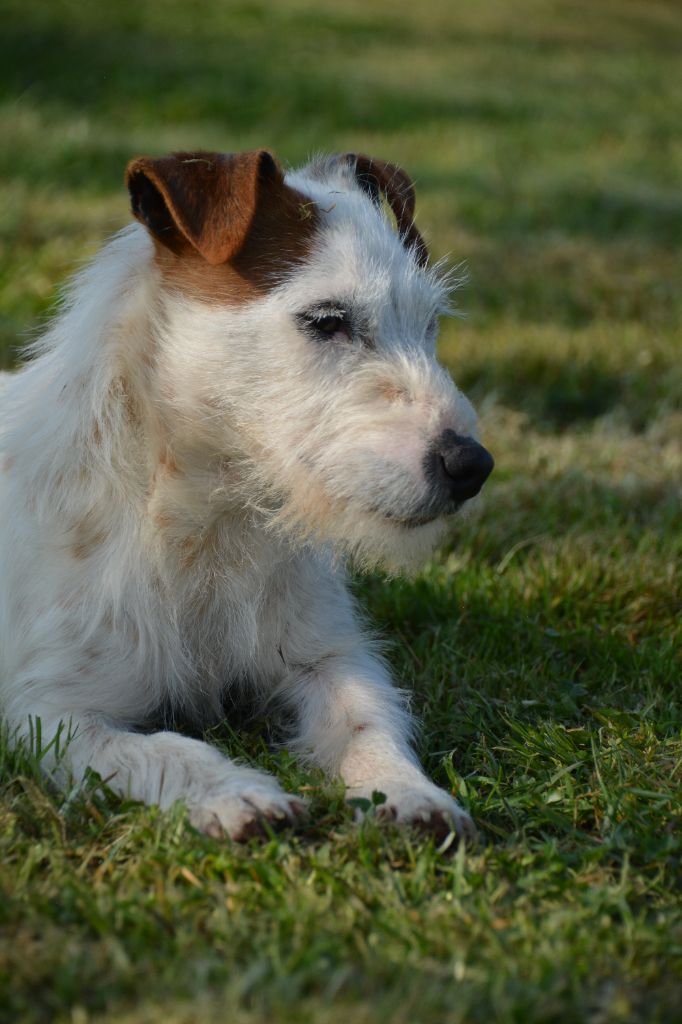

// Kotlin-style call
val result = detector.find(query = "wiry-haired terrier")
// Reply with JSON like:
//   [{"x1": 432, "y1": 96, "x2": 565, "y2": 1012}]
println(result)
[{"x1": 0, "y1": 150, "x2": 493, "y2": 840}]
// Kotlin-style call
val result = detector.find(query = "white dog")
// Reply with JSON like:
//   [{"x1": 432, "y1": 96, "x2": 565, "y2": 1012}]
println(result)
[{"x1": 0, "y1": 150, "x2": 493, "y2": 840}]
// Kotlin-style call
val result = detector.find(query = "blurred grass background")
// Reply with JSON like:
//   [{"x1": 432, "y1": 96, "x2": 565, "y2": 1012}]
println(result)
[{"x1": 1, "y1": 1, "x2": 681, "y2": 1023}]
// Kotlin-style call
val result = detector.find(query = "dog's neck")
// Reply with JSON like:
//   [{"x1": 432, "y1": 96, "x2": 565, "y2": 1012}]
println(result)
[{"x1": 10, "y1": 226, "x2": 283, "y2": 580}]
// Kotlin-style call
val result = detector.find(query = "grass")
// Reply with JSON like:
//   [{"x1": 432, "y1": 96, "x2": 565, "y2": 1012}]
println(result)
[{"x1": 0, "y1": 0, "x2": 681, "y2": 1021}]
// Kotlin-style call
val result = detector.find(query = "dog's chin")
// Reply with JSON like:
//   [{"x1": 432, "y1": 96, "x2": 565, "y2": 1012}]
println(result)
[
  {"x1": 348, "y1": 498, "x2": 469, "y2": 573},
  {"x1": 381, "y1": 504, "x2": 462, "y2": 529},
  {"x1": 272, "y1": 481, "x2": 460, "y2": 574},
  {"x1": 338, "y1": 508, "x2": 450, "y2": 575},
  {"x1": 369, "y1": 494, "x2": 464, "y2": 528}
]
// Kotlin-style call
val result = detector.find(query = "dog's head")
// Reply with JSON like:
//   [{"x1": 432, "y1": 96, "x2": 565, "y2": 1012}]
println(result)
[{"x1": 126, "y1": 149, "x2": 493, "y2": 569}]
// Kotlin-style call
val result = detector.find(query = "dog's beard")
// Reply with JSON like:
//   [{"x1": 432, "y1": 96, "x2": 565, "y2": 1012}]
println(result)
[
  {"x1": 249, "y1": 476, "x2": 449, "y2": 574},
  {"x1": 219, "y1": 435, "x2": 457, "y2": 573}
]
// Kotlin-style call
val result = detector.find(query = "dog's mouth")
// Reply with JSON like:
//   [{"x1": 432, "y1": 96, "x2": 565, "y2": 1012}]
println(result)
[{"x1": 374, "y1": 502, "x2": 463, "y2": 529}]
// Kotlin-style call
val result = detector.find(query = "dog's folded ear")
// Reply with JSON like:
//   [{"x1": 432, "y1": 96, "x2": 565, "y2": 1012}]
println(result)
[
  {"x1": 125, "y1": 150, "x2": 286, "y2": 265},
  {"x1": 345, "y1": 153, "x2": 428, "y2": 267}
]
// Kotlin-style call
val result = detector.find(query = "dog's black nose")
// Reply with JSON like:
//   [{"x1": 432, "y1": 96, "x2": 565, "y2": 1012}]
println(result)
[{"x1": 433, "y1": 430, "x2": 494, "y2": 503}]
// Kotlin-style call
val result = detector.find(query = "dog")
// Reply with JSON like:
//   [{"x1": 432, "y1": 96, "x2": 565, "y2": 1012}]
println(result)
[{"x1": 0, "y1": 149, "x2": 493, "y2": 841}]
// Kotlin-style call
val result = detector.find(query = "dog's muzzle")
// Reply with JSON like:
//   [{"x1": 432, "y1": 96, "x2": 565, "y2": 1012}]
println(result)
[
  {"x1": 425, "y1": 429, "x2": 494, "y2": 509},
  {"x1": 370, "y1": 430, "x2": 495, "y2": 528}
]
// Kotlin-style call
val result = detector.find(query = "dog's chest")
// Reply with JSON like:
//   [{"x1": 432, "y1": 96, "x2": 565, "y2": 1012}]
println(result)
[{"x1": 164, "y1": 547, "x2": 297, "y2": 699}]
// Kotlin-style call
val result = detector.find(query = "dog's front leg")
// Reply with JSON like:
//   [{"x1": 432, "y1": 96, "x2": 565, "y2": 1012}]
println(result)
[
  {"x1": 23, "y1": 712, "x2": 306, "y2": 839},
  {"x1": 282, "y1": 654, "x2": 476, "y2": 841}
]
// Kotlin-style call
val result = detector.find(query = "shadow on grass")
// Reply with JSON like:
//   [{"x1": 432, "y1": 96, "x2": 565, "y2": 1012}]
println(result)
[
  {"x1": 0, "y1": 13, "x2": 536, "y2": 195},
  {"x1": 357, "y1": 467, "x2": 681, "y2": 713},
  {"x1": 356, "y1": 556, "x2": 680, "y2": 842}
]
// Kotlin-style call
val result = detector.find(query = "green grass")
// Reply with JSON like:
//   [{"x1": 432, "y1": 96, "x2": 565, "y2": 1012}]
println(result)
[{"x1": 1, "y1": 0, "x2": 681, "y2": 1022}]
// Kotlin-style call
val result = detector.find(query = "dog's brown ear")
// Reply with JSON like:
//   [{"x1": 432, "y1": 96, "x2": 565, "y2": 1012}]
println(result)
[
  {"x1": 125, "y1": 150, "x2": 284, "y2": 265},
  {"x1": 346, "y1": 153, "x2": 428, "y2": 266}
]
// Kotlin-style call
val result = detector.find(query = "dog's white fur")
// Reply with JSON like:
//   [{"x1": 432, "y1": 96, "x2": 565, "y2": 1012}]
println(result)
[{"x1": 0, "y1": 152, "x2": 484, "y2": 840}]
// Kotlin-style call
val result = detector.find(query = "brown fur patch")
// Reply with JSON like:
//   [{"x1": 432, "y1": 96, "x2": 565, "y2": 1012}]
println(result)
[
  {"x1": 153, "y1": 191, "x2": 318, "y2": 305},
  {"x1": 178, "y1": 522, "x2": 221, "y2": 571},
  {"x1": 106, "y1": 375, "x2": 141, "y2": 427},
  {"x1": 158, "y1": 447, "x2": 179, "y2": 475},
  {"x1": 127, "y1": 150, "x2": 320, "y2": 305},
  {"x1": 377, "y1": 380, "x2": 408, "y2": 403},
  {"x1": 84, "y1": 644, "x2": 103, "y2": 663},
  {"x1": 180, "y1": 543, "x2": 199, "y2": 572},
  {"x1": 71, "y1": 523, "x2": 108, "y2": 560}
]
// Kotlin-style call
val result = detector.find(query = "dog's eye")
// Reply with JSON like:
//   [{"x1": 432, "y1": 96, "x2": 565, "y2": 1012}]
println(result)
[
  {"x1": 315, "y1": 315, "x2": 344, "y2": 336},
  {"x1": 305, "y1": 311, "x2": 352, "y2": 342}
]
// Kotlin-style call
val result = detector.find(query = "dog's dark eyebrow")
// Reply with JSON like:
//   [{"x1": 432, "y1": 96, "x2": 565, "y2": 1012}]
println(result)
[
  {"x1": 304, "y1": 303, "x2": 348, "y2": 318},
  {"x1": 298, "y1": 298, "x2": 352, "y2": 316}
]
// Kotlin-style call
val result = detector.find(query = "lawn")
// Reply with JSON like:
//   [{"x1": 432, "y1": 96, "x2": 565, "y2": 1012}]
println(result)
[{"x1": 1, "y1": 0, "x2": 681, "y2": 1022}]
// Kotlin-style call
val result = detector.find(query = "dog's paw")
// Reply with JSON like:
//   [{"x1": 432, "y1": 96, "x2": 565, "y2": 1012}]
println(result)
[
  {"x1": 188, "y1": 779, "x2": 308, "y2": 841},
  {"x1": 349, "y1": 779, "x2": 476, "y2": 843}
]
